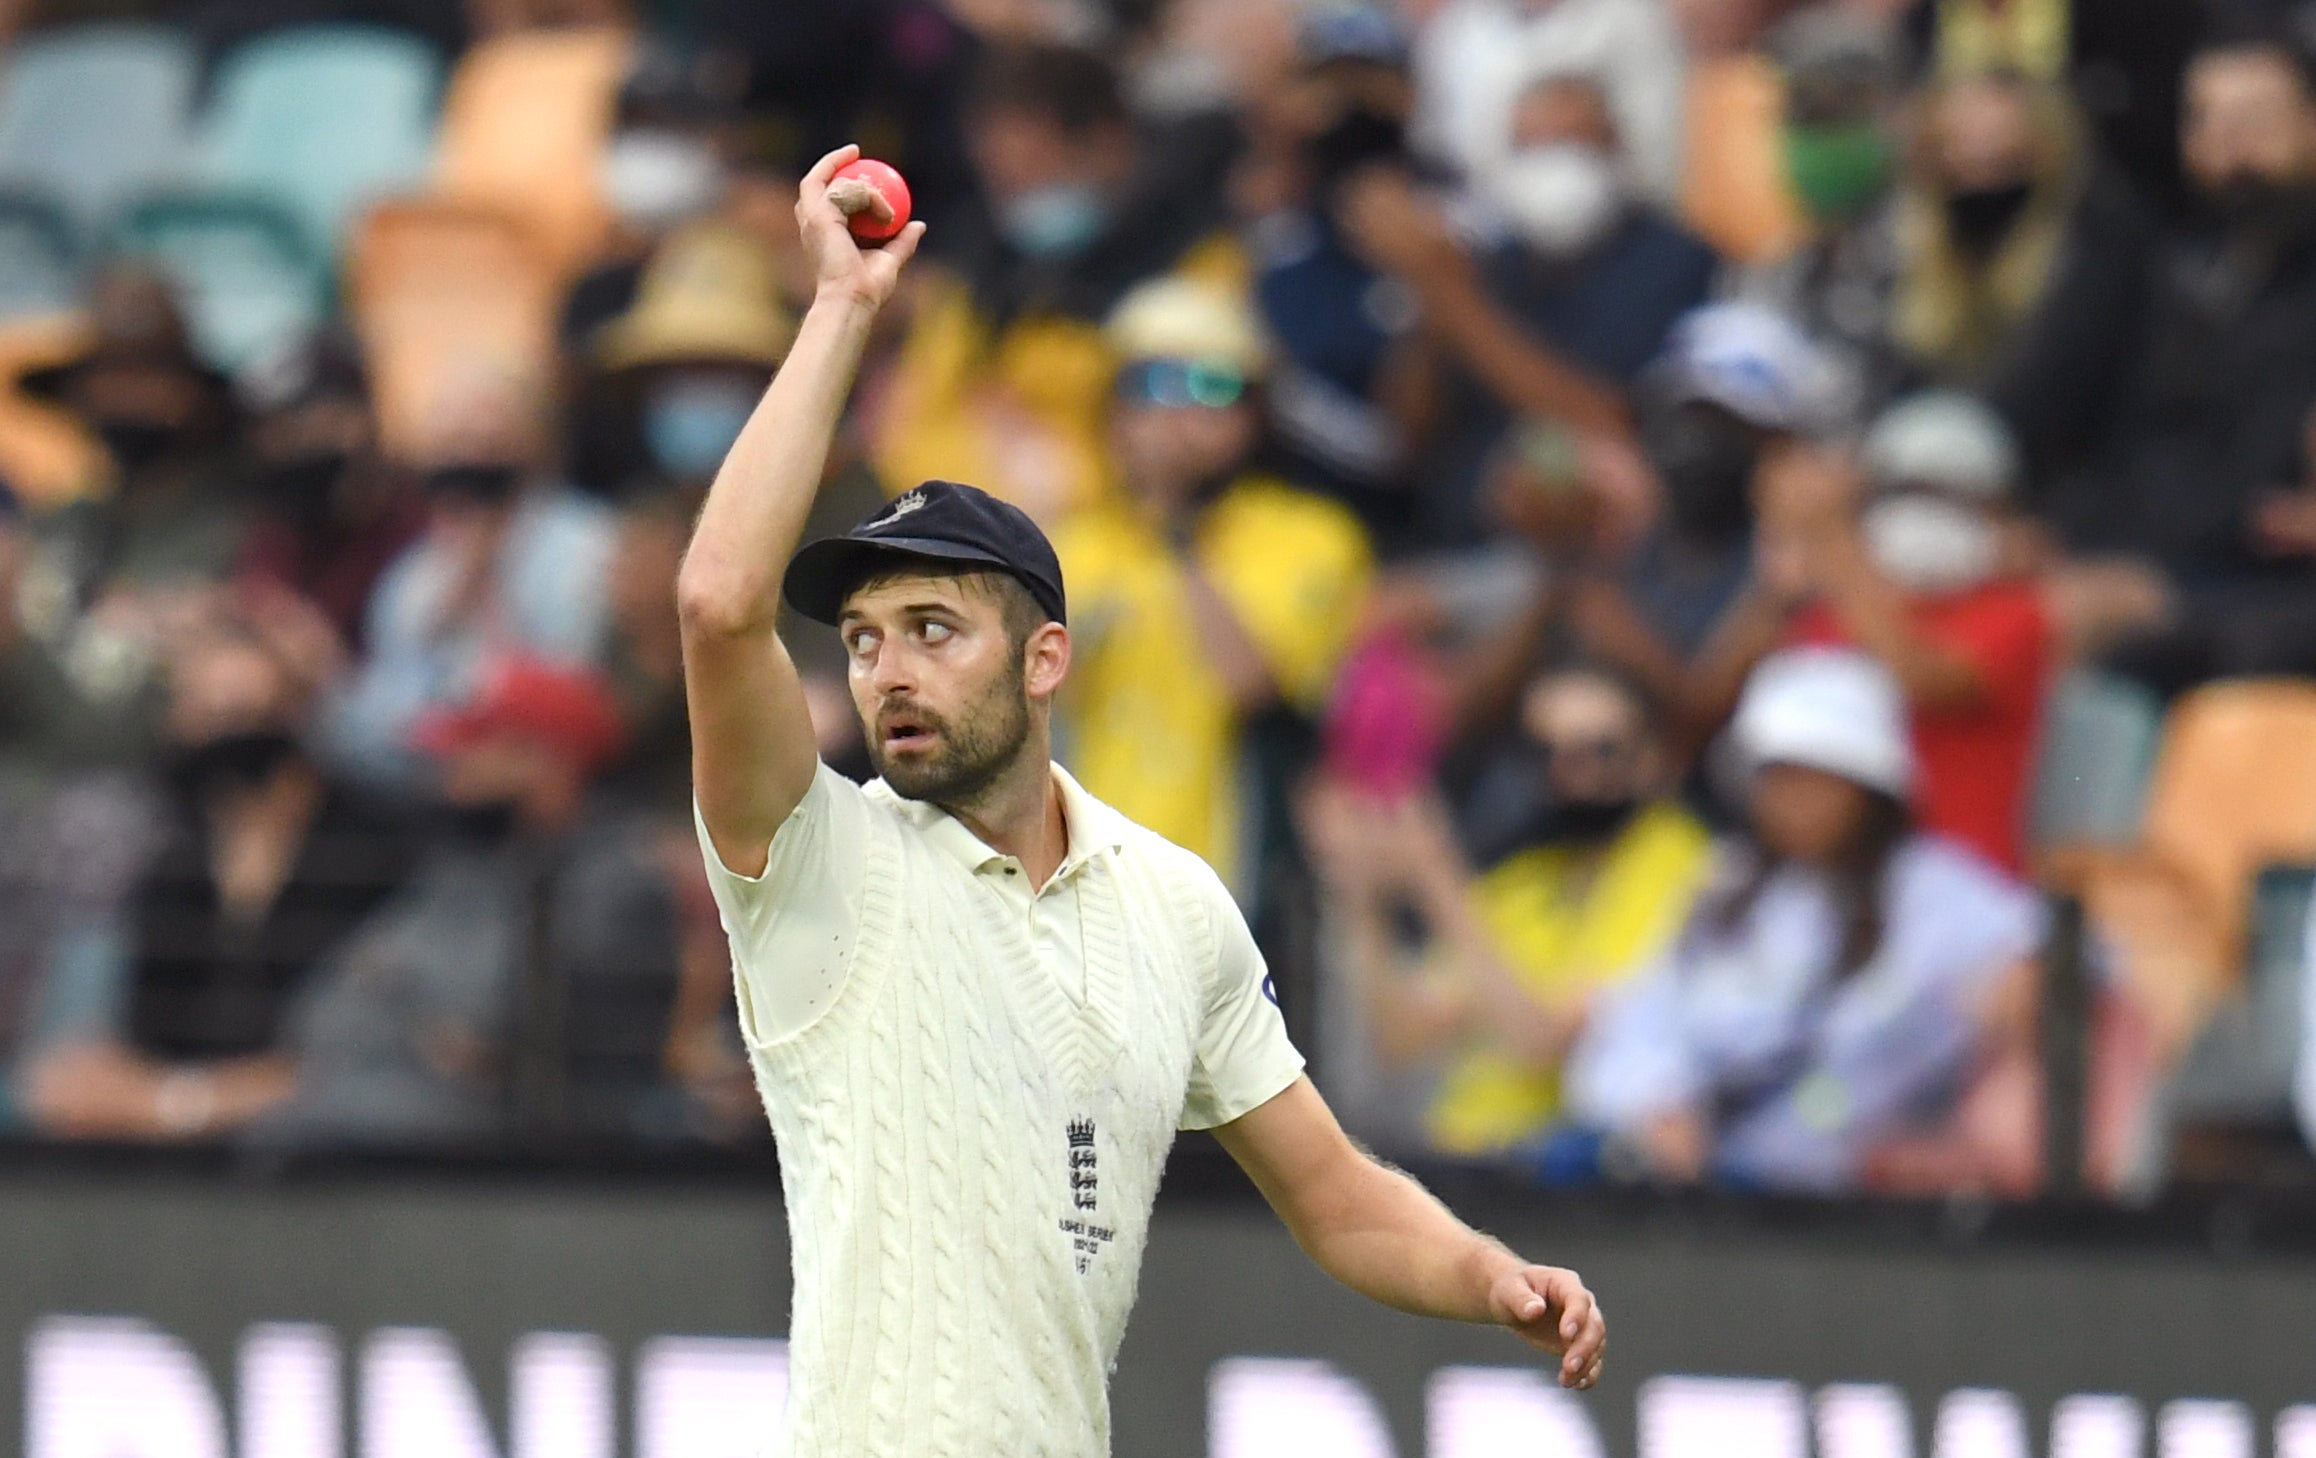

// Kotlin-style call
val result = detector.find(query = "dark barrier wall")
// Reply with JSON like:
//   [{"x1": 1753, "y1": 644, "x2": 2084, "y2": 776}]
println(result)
[{"x1": 8, "y1": 1153, "x2": 2316, "y2": 1457}]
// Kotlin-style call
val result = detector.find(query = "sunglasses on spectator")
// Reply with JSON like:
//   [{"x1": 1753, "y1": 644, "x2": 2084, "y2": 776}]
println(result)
[
  {"x1": 1116, "y1": 358, "x2": 1249, "y2": 410},
  {"x1": 1539, "y1": 736, "x2": 1637, "y2": 770}
]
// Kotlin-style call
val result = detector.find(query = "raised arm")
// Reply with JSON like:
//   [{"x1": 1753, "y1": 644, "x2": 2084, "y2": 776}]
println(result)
[
  {"x1": 677, "y1": 147, "x2": 924, "y2": 876},
  {"x1": 1212, "y1": 1076, "x2": 1607, "y2": 1390}
]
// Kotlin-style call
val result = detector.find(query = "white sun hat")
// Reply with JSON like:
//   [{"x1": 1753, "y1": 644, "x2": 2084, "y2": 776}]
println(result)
[{"x1": 1731, "y1": 647, "x2": 1915, "y2": 799}]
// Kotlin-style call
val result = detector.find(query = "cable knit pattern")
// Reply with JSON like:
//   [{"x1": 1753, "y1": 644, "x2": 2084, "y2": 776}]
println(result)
[{"x1": 714, "y1": 768, "x2": 1301, "y2": 1458}]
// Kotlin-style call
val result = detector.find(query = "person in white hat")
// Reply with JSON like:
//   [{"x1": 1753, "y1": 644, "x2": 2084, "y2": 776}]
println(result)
[{"x1": 1557, "y1": 646, "x2": 2045, "y2": 1193}]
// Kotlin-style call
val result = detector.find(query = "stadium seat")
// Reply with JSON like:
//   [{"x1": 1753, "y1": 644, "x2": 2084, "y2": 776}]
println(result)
[
  {"x1": 0, "y1": 24, "x2": 198, "y2": 241},
  {"x1": 0, "y1": 191, "x2": 83, "y2": 323},
  {"x1": 198, "y1": 24, "x2": 442, "y2": 257},
  {"x1": 2069, "y1": 680, "x2": 2316, "y2": 1059},
  {"x1": 345, "y1": 197, "x2": 559, "y2": 459},
  {"x1": 432, "y1": 25, "x2": 629, "y2": 277},
  {"x1": 2028, "y1": 668, "x2": 2164, "y2": 856},
  {"x1": 108, "y1": 193, "x2": 329, "y2": 374},
  {"x1": 0, "y1": 316, "x2": 109, "y2": 508},
  {"x1": 2145, "y1": 865, "x2": 2316, "y2": 1184}
]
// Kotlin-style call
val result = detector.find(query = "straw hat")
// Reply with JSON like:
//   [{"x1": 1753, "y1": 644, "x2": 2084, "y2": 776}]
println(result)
[
  {"x1": 1104, "y1": 276, "x2": 1269, "y2": 377},
  {"x1": 595, "y1": 220, "x2": 793, "y2": 373}
]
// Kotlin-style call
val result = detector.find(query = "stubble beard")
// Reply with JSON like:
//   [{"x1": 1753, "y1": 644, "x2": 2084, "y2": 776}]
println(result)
[{"x1": 870, "y1": 662, "x2": 1033, "y2": 809}]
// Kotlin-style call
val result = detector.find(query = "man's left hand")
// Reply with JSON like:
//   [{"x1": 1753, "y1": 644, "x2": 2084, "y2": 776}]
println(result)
[{"x1": 1487, "y1": 1264, "x2": 1606, "y2": 1389}]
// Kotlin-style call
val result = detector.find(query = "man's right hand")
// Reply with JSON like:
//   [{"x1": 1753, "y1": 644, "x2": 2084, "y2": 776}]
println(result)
[{"x1": 797, "y1": 145, "x2": 926, "y2": 312}]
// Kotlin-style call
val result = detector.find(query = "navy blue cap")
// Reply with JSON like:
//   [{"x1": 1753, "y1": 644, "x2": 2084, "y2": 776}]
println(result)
[
  {"x1": 1300, "y1": 5, "x2": 1408, "y2": 69},
  {"x1": 782, "y1": 480, "x2": 1067, "y2": 627}
]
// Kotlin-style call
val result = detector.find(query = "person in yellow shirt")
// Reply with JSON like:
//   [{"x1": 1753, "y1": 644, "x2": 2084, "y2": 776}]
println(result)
[
  {"x1": 870, "y1": 41, "x2": 1247, "y2": 524},
  {"x1": 1302, "y1": 665, "x2": 1711, "y2": 1156},
  {"x1": 1053, "y1": 278, "x2": 1372, "y2": 892}
]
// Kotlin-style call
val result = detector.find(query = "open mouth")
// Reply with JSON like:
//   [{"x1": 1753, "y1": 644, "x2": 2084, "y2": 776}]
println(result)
[{"x1": 880, "y1": 713, "x2": 938, "y2": 754}]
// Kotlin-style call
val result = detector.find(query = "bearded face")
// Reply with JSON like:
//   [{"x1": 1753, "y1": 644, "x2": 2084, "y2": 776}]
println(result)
[{"x1": 839, "y1": 569, "x2": 1046, "y2": 810}]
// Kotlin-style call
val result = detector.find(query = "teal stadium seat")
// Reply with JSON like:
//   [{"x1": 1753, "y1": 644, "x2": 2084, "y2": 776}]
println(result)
[
  {"x1": 110, "y1": 193, "x2": 327, "y2": 373},
  {"x1": 2028, "y1": 668, "x2": 2165, "y2": 853},
  {"x1": 0, "y1": 191, "x2": 81, "y2": 320},
  {"x1": 198, "y1": 25, "x2": 441, "y2": 258},
  {"x1": 0, "y1": 24, "x2": 197, "y2": 240}
]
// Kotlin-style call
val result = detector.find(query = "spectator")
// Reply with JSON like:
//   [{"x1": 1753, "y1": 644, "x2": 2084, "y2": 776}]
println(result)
[
  {"x1": 234, "y1": 333, "x2": 425, "y2": 653},
  {"x1": 1341, "y1": 66, "x2": 1719, "y2": 546},
  {"x1": 325, "y1": 367, "x2": 617, "y2": 792},
  {"x1": 268, "y1": 656, "x2": 629, "y2": 1146},
  {"x1": 1696, "y1": 395, "x2": 2053, "y2": 874},
  {"x1": 1302, "y1": 664, "x2": 1711, "y2": 1157},
  {"x1": 562, "y1": 40, "x2": 755, "y2": 496},
  {"x1": 1919, "y1": 0, "x2": 2205, "y2": 221},
  {"x1": 2052, "y1": 24, "x2": 2316, "y2": 690},
  {"x1": 20, "y1": 614, "x2": 415, "y2": 1141},
  {"x1": 593, "y1": 219, "x2": 794, "y2": 495},
  {"x1": 1560, "y1": 647, "x2": 2045, "y2": 1193},
  {"x1": 1052, "y1": 277, "x2": 1372, "y2": 892},
  {"x1": 1631, "y1": 301, "x2": 1848, "y2": 660},
  {"x1": 1387, "y1": 303, "x2": 1845, "y2": 792},
  {"x1": 566, "y1": 40, "x2": 747, "y2": 348},
  {"x1": 1411, "y1": 0, "x2": 1689, "y2": 208},
  {"x1": 1237, "y1": 5, "x2": 1428, "y2": 534},
  {"x1": 1896, "y1": 70, "x2": 2154, "y2": 435},
  {"x1": 1731, "y1": 6, "x2": 1911, "y2": 423},
  {"x1": 871, "y1": 41, "x2": 1243, "y2": 520},
  {"x1": 23, "y1": 267, "x2": 247, "y2": 623}
]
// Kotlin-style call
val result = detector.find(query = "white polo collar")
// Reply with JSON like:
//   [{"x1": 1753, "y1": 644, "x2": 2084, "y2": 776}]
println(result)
[{"x1": 884, "y1": 762, "x2": 1128, "y2": 884}]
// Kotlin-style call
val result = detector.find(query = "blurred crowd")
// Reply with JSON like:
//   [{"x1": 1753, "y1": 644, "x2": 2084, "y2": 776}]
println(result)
[{"x1": 4, "y1": 0, "x2": 2316, "y2": 1199}]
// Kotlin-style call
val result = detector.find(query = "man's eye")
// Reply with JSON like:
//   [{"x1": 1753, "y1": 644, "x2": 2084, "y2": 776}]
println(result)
[
  {"x1": 846, "y1": 630, "x2": 876, "y2": 655},
  {"x1": 921, "y1": 621, "x2": 954, "y2": 643}
]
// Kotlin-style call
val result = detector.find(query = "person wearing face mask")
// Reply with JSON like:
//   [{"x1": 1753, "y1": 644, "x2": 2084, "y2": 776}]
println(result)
[
  {"x1": 1410, "y1": 0, "x2": 1689, "y2": 208},
  {"x1": 1338, "y1": 68, "x2": 1718, "y2": 548},
  {"x1": 1729, "y1": 7, "x2": 1912, "y2": 428},
  {"x1": 233, "y1": 333, "x2": 425, "y2": 653},
  {"x1": 2041, "y1": 25, "x2": 2316, "y2": 656},
  {"x1": 1481, "y1": 72, "x2": 1721, "y2": 363},
  {"x1": 323, "y1": 368, "x2": 617, "y2": 794},
  {"x1": 1893, "y1": 70, "x2": 2155, "y2": 455},
  {"x1": 872, "y1": 41, "x2": 1247, "y2": 521},
  {"x1": 1051, "y1": 278, "x2": 1373, "y2": 889},
  {"x1": 594, "y1": 219, "x2": 793, "y2": 491},
  {"x1": 243, "y1": 653, "x2": 638, "y2": 1148},
  {"x1": 1621, "y1": 301, "x2": 1848, "y2": 674},
  {"x1": 1238, "y1": 5, "x2": 1429, "y2": 535},
  {"x1": 22, "y1": 267, "x2": 248, "y2": 613},
  {"x1": 19, "y1": 616, "x2": 415, "y2": 1143},
  {"x1": 1712, "y1": 394, "x2": 2051, "y2": 876},
  {"x1": 1299, "y1": 664, "x2": 1710, "y2": 1159}
]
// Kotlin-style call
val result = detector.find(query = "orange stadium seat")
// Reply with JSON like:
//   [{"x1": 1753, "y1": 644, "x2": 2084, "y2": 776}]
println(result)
[
  {"x1": 432, "y1": 25, "x2": 631, "y2": 279},
  {"x1": 0, "y1": 316, "x2": 107, "y2": 508},
  {"x1": 2067, "y1": 680, "x2": 2316, "y2": 1058},
  {"x1": 345, "y1": 197, "x2": 560, "y2": 461}
]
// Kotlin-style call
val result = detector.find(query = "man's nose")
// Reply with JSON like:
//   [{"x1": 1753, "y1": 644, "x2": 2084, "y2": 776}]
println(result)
[{"x1": 866, "y1": 641, "x2": 916, "y2": 696}]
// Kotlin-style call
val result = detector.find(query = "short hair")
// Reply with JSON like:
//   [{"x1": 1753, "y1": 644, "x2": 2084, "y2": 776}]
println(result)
[
  {"x1": 2194, "y1": 10, "x2": 2316, "y2": 97},
  {"x1": 844, "y1": 562, "x2": 1051, "y2": 656},
  {"x1": 1530, "y1": 658, "x2": 1663, "y2": 737},
  {"x1": 966, "y1": 42, "x2": 1129, "y2": 134}
]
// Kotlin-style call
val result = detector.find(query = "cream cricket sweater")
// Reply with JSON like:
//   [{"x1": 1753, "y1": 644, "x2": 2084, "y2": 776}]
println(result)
[{"x1": 697, "y1": 763, "x2": 1304, "y2": 1458}]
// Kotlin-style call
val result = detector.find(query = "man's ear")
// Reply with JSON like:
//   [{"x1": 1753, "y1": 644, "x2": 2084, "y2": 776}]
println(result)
[{"x1": 1024, "y1": 622, "x2": 1071, "y2": 699}]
